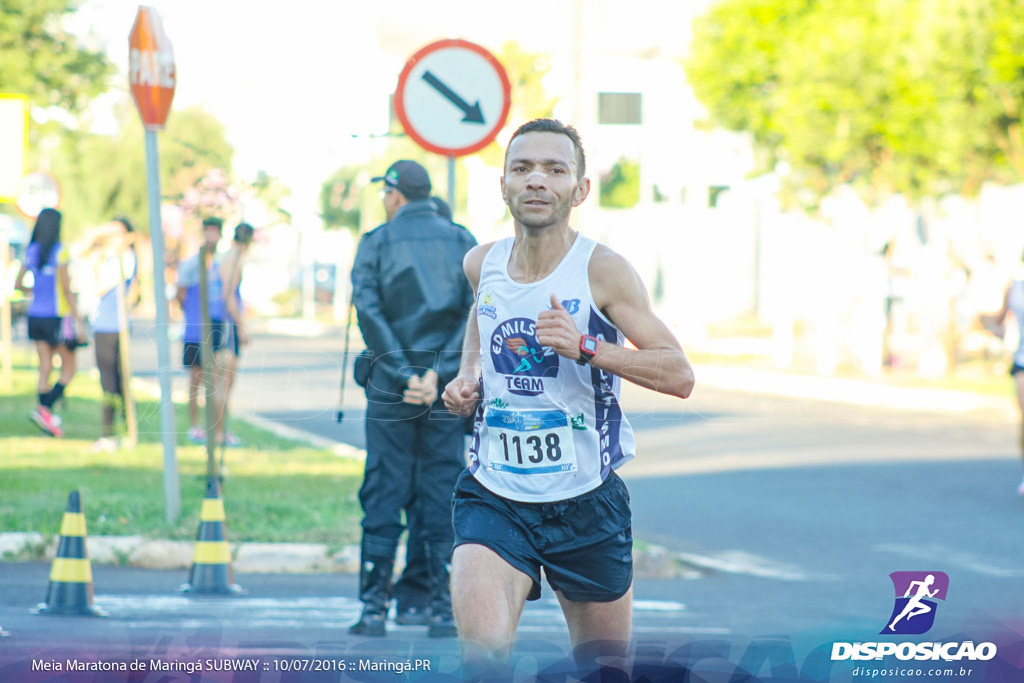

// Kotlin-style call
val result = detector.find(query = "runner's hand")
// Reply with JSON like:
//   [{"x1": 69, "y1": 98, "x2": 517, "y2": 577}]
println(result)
[
  {"x1": 536, "y1": 294, "x2": 581, "y2": 360},
  {"x1": 442, "y1": 376, "x2": 481, "y2": 416}
]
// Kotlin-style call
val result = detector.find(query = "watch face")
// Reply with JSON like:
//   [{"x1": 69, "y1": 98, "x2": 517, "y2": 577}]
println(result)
[{"x1": 583, "y1": 337, "x2": 598, "y2": 353}]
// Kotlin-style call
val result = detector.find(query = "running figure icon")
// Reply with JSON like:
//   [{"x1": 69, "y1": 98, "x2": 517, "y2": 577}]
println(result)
[
  {"x1": 882, "y1": 571, "x2": 949, "y2": 635},
  {"x1": 887, "y1": 574, "x2": 938, "y2": 631}
]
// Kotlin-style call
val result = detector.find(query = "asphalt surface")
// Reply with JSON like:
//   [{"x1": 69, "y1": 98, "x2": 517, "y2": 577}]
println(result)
[{"x1": 3, "y1": 321, "x2": 1024, "y2": 681}]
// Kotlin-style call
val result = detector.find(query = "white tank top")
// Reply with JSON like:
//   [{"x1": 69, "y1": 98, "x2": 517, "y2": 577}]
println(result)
[{"x1": 467, "y1": 235, "x2": 636, "y2": 503}]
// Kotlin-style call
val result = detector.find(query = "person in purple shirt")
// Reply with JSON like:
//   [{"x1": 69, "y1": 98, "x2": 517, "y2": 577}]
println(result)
[
  {"x1": 176, "y1": 216, "x2": 228, "y2": 445},
  {"x1": 14, "y1": 208, "x2": 82, "y2": 438}
]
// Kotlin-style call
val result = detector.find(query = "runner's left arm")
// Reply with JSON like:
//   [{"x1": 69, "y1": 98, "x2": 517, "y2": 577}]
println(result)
[{"x1": 535, "y1": 245, "x2": 694, "y2": 399}]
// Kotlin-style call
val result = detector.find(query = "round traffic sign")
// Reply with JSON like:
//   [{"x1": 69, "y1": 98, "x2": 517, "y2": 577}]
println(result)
[
  {"x1": 129, "y1": 6, "x2": 176, "y2": 131},
  {"x1": 394, "y1": 39, "x2": 511, "y2": 157}
]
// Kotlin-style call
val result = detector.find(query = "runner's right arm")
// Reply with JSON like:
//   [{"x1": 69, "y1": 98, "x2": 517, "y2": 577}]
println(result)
[{"x1": 442, "y1": 243, "x2": 492, "y2": 417}]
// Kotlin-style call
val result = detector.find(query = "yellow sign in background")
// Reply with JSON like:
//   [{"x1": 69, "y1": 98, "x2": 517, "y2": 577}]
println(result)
[{"x1": 0, "y1": 94, "x2": 28, "y2": 203}]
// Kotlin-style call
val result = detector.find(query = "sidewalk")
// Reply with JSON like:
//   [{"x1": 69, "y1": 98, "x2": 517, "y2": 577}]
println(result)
[{"x1": 1, "y1": 354, "x2": 1015, "y2": 576}]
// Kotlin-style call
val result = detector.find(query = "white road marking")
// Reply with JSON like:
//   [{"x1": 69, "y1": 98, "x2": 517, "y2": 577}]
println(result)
[
  {"x1": 676, "y1": 550, "x2": 826, "y2": 581},
  {"x1": 93, "y1": 595, "x2": 700, "y2": 634},
  {"x1": 875, "y1": 543, "x2": 1024, "y2": 578}
]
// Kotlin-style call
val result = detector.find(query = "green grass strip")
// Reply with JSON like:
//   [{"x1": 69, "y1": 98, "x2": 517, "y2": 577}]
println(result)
[{"x1": 1, "y1": 363, "x2": 363, "y2": 547}]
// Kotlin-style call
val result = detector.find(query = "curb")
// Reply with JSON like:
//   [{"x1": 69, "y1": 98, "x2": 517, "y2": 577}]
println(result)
[
  {"x1": 0, "y1": 532, "x2": 702, "y2": 580},
  {"x1": 0, "y1": 532, "x2": 361, "y2": 574}
]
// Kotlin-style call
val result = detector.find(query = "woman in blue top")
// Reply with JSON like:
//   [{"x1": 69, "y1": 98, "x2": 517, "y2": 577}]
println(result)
[{"x1": 14, "y1": 208, "x2": 81, "y2": 438}]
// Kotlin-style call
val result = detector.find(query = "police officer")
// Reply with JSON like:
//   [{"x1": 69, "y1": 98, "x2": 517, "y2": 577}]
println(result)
[{"x1": 349, "y1": 160, "x2": 477, "y2": 638}]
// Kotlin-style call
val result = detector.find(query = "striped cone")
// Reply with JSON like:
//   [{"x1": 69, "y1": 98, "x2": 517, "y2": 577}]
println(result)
[
  {"x1": 33, "y1": 491, "x2": 106, "y2": 616},
  {"x1": 181, "y1": 477, "x2": 244, "y2": 595}
]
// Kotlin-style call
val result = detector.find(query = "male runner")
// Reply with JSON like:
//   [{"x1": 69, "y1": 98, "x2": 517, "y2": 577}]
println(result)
[{"x1": 442, "y1": 118, "x2": 695, "y2": 671}]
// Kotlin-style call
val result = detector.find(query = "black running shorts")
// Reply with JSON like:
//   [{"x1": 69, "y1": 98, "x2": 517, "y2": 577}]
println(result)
[
  {"x1": 452, "y1": 469, "x2": 633, "y2": 602},
  {"x1": 182, "y1": 321, "x2": 226, "y2": 367},
  {"x1": 27, "y1": 316, "x2": 62, "y2": 347}
]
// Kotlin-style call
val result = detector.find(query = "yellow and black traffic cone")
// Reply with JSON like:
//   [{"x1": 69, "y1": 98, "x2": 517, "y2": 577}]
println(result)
[
  {"x1": 181, "y1": 477, "x2": 244, "y2": 595},
  {"x1": 33, "y1": 490, "x2": 106, "y2": 616}
]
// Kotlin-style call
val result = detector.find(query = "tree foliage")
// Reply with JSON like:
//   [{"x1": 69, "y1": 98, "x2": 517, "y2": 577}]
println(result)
[
  {"x1": 478, "y1": 41, "x2": 559, "y2": 170},
  {"x1": 685, "y1": 0, "x2": 1024, "y2": 208},
  {"x1": 0, "y1": 0, "x2": 113, "y2": 112},
  {"x1": 599, "y1": 158, "x2": 641, "y2": 208},
  {"x1": 320, "y1": 165, "x2": 362, "y2": 232},
  {"x1": 47, "y1": 103, "x2": 234, "y2": 237},
  {"x1": 0, "y1": 2, "x2": 236, "y2": 238}
]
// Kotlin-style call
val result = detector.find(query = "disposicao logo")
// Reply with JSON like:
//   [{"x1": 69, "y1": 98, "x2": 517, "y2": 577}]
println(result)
[
  {"x1": 881, "y1": 571, "x2": 948, "y2": 635},
  {"x1": 830, "y1": 571, "x2": 997, "y2": 663}
]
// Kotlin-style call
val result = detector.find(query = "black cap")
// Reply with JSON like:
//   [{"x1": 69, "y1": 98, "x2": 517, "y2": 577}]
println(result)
[{"x1": 371, "y1": 160, "x2": 431, "y2": 200}]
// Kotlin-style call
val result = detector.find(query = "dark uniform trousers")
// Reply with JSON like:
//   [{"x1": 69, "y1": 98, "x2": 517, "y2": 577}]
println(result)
[{"x1": 359, "y1": 395, "x2": 466, "y2": 547}]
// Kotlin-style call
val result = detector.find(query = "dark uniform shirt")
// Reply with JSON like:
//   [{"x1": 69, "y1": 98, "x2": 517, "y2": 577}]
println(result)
[{"x1": 351, "y1": 198, "x2": 477, "y2": 399}]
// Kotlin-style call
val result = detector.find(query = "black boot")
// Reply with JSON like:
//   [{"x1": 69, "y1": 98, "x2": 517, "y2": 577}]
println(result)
[
  {"x1": 349, "y1": 535, "x2": 396, "y2": 637},
  {"x1": 426, "y1": 541, "x2": 458, "y2": 638},
  {"x1": 393, "y1": 528, "x2": 430, "y2": 625}
]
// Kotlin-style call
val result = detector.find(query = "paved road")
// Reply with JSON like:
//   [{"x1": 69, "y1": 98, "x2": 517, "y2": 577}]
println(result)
[
  {"x1": 5, "y1": 322, "x2": 1018, "y2": 680},
  {"x1": 123, "y1": 324, "x2": 1024, "y2": 639}
]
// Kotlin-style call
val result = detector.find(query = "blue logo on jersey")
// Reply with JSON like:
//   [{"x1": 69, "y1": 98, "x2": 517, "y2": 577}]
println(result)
[
  {"x1": 490, "y1": 317, "x2": 559, "y2": 396},
  {"x1": 557, "y1": 299, "x2": 581, "y2": 314}
]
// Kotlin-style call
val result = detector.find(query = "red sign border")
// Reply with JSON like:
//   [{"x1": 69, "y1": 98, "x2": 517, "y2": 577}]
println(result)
[{"x1": 394, "y1": 39, "x2": 511, "y2": 158}]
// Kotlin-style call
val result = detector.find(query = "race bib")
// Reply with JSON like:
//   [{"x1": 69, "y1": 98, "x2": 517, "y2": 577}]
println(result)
[{"x1": 484, "y1": 407, "x2": 577, "y2": 475}]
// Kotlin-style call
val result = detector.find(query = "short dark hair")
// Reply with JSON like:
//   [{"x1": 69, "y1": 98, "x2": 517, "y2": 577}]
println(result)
[
  {"x1": 233, "y1": 222, "x2": 254, "y2": 244},
  {"x1": 201, "y1": 216, "x2": 223, "y2": 230},
  {"x1": 113, "y1": 215, "x2": 134, "y2": 233},
  {"x1": 505, "y1": 118, "x2": 586, "y2": 180}
]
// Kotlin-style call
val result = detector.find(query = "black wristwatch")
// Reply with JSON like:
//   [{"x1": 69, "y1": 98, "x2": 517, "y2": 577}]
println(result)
[{"x1": 577, "y1": 335, "x2": 599, "y2": 365}]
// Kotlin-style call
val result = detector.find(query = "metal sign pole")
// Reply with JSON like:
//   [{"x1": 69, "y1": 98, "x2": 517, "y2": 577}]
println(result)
[
  {"x1": 447, "y1": 155, "x2": 456, "y2": 216},
  {"x1": 145, "y1": 129, "x2": 180, "y2": 523}
]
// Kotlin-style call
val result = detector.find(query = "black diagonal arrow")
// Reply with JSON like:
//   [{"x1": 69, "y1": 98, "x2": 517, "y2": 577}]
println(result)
[{"x1": 421, "y1": 70, "x2": 485, "y2": 124}]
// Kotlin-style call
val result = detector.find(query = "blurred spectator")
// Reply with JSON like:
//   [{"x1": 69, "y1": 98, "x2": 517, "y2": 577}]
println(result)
[
  {"x1": 14, "y1": 208, "x2": 82, "y2": 438},
  {"x1": 217, "y1": 222, "x2": 255, "y2": 448},
  {"x1": 79, "y1": 217, "x2": 138, "y2": 451},
  {"x1": 981, "y1": 258, "x2": 1024, "y2": 495},
  {"x1": 176, "y1": 216, "x2": 230, "y2": 446}
]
